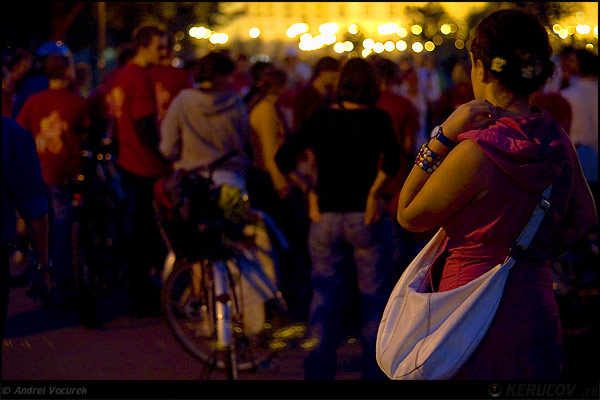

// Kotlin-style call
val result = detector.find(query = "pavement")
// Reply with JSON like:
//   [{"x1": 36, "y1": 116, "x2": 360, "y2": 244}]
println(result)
[
  {"x1": 3, "y1": 270, "x2": 598, "y2": 400},
  {"x1": 2, "y1": 284, "x2": 363, "y2": 382}
]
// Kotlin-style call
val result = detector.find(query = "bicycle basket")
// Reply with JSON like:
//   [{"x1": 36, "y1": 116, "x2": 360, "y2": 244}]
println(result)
[{"x1": 156, "y1": 169, "x2": 242, "y2": 260}]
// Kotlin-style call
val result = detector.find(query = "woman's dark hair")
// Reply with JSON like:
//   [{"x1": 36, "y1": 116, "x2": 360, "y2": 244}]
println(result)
[
  {"x1": 468, "y1": 9, "x2": 554, "y2": 95},
  {"x1": 257, "y1": 66, "x2": 287, "y2": 93},
  {"x1": 311, "y1": 56, "x2": 340, "y2": 81},
  {"x1": 249, "y1": 61, "x2": 272, "y2": 84},
  {"x1": 335, "y1": 57, "x2": 380, "y2": 106},
  {"x1": 247, "y1": 66, "x2": 287, "y2": 111},
  {"x1": 372, "y1": 57, "x2": 400, "y2": 86},
  {"x1": 194, "y1": 51, "x2": 236, "y2": 83}
]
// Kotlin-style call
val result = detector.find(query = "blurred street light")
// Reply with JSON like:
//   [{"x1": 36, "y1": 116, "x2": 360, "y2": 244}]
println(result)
[{"x1": 249, "y1": 27, "x2": 261, "y2": 38}]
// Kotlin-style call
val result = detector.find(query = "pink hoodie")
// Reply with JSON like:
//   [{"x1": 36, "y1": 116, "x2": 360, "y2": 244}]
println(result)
[{"x1": 439, "y1": 108, "x2": 572, "y2": 379}]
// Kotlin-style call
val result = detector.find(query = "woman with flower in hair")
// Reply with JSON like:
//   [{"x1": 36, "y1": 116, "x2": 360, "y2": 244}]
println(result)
[{"x1": 397, "y1": 9, "x2": 596, "y2": 379}]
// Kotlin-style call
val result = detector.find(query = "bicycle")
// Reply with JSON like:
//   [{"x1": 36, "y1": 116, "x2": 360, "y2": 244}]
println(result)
[
  {"x1": 71, "y1": 136, "x2": 128, "y2": 328},
  {"x1": 155, "y1": 152, "x2": 294, "y2": 380}
]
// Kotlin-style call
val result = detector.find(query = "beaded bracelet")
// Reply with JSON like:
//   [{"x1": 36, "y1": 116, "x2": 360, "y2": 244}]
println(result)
[{"x1": 415, "y1": 142, "x2": 445, "y2": 174}]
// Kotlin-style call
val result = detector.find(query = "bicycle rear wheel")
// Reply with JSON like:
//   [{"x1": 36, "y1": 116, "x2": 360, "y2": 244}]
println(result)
[{"x1": 161, "y1": 258, "x2": 278, "y2": 373}]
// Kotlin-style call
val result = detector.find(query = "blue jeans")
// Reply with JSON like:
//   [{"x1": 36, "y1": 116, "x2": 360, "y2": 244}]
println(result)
[
  {"x1": 46, "y1": 185, "x2": 74, "y2": 300},
  {"x1": 303, "y1": 212, "x2": 395, "y2": 380}
]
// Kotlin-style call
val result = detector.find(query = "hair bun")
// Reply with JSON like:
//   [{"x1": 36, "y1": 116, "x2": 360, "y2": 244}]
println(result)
[{"x1": 518, "y1": 53, "x2": 543, "y2": 79}]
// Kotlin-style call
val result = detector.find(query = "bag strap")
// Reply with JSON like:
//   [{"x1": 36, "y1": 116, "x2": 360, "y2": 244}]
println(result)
[{"x1": 504, "y1": 184, "x2": 553, "y2": 269}]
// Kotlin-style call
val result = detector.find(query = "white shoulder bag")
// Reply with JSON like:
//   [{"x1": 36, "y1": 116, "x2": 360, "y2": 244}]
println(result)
[{"x1": 376, "y1": 185, "x2": 553, "y2": 380}]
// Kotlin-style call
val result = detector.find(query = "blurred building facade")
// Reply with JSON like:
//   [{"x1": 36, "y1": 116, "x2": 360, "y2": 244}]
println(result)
[{"x1": 197, "y1": 2, "x2": 597, "y2": 60}]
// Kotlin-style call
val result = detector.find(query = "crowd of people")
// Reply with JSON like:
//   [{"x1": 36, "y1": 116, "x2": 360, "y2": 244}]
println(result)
[{"x1": 2, "y1": 8, "x2": 598, "y2": 380}]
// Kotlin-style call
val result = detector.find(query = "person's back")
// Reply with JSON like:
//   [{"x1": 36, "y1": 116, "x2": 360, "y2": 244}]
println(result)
[
  {"x1": 276, "y1": 58, "x2": 400, "y2": 380},
  {"x1": 399, "y1": 68, "x2": 430, "y2": 152},
  {"x1": 396, "y1": 9, "x2": 597, "y2": 380},
  {"x1": 560, "y1": 49, "x2": 598, "y2": 206},
  {"x1": 560, "y1": 51, "x2": 598, "y2": 152},
  {"x1": 2, "y1": 116, "x2": 50, "y2": 333},
  {"x1": 16, "y1": 87, "x2": 88, "y2": 184},
  {"x1": 15, "y1": 53, "x2": 90, "y2": 308},
  {"x1": 160, "y1": 88, "x2": 250, "y2": 178},
  {"x1": 160, "y1": 52, "x2": 277, "y2": 335},
  {"x1": 12, "y1": 41, "x2": 71, "y2": 119},
  {"x1": 16, "y1": 55, "x2": 89, "y2": 185},
  {"x1": 282, "y1": 106, "x2": 399, "y2": 213},
  {"x1": 160, "y1": 51, "x2": 250, "y2": 189}
]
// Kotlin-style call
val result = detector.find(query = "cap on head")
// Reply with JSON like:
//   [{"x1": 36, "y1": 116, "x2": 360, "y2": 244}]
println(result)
[{"x1": 36, "y1": 41, "x2": 71, "y2": 57}]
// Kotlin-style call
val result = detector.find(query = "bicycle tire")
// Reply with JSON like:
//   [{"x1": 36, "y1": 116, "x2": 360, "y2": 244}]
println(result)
[{"x1": 161, "y1": 258, "x2": 278, "y2": 372}]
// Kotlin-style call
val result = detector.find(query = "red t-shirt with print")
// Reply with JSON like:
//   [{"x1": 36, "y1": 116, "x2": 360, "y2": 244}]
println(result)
[
  {"x1": 147, "y1": 64, "x2": 192, "y2": 124},
  {"x1": 16, "y1": 87, "x2": 89, "y2": 185},
  {"x1": 112, "y1": 63, "x2": 170, "y2": 178}
]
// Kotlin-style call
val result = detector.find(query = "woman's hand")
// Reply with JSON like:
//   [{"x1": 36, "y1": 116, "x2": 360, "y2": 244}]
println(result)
[
  {"x1": 364, "y1": 194, "x2": 384, "y2": 225},
  {"x1": 441, "y1": 100, "x2": 497, "y2": 140}
]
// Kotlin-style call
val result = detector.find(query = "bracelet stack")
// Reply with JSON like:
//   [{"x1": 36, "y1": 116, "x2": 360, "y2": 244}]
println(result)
[{"x1": 415, "y1": 142, "x2": 445, "y2": 174}]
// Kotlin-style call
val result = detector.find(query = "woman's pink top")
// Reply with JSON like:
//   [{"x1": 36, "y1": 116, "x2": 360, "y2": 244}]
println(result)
[{"x1": 437, "y1": 108, "x2": 578, "y2": 379}]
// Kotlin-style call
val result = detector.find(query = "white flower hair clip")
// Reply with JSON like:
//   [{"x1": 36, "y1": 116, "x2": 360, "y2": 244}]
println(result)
[{"x1": 490, "y1": 57, "x2": 506, "y2": 72}]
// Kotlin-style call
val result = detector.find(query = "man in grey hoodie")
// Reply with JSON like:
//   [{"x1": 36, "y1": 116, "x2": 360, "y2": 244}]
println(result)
[
  {"x1": 159, "y1": 52, "x2": 278, "y2": 335},
  {"x1": 160, "y1": 51, "x2": 251, "y2": 189}
]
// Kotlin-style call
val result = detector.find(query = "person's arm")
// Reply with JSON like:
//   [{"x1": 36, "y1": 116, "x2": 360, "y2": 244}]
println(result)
[
  {"x1": 10, "y1": 118, "x2": 51, "y2": 269},
  {"x1": 397, "y1": 100, "x2": 497, "y2": 232},
  {"x1": 275, "y1": 113, "x2": 314, "y2": 175},
  {"x1": 365, "y1": 170, "x2": 393, "y2": 225},
  {"x1": 131, "y1": 74, "x2": 170, "y2": 164},
  {"x1": 250, "y1": 102, "x2": 290, "y2": 198},
  {"x1": 365, "y1": 113, "x2": 401, "y2": 224},
  {"x1": 159, "y1": 95, "x2": 182, "y2": 162},
  {"x1": 135, "y1": 115, "x2": 170, "y2": 163},
  {"x1": 15, "y1": 97, "x2": 32, "y2": 132}
]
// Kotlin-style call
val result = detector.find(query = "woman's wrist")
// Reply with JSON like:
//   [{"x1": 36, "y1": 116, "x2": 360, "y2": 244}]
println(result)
[
  {"x1": 439, "y1": 121, "x2": 460, "y2": 143},
  {"x1": 431, "y1": 125, "x2": 457, "y2": 149},
  {"x1": 426, "y1": 137, "x2": 451, "y2": 157}
]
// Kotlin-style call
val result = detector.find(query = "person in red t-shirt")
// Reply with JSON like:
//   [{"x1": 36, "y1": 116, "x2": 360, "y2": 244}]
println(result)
[
  {"x1": 112, "y1": 25, "x2": 171, "y2": 317},
  {"x1": 292, "y1": 56, "x2": 340, "y2": 134},
  {"x1": 148, "y1": 32, "x2": 192, "y2": 126},
  {"x1": 16, "y1": 53, "x2": 90, "y2": 308},
  {"x1": 371, "y1": 57, "x2": 420, "y2": 218},
  {"x1": 87, "y1": 42, "x2": 137, "y2": 149},
  {"x1": 431, "y1": 60, "x2": 475, "y2": 128}
]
